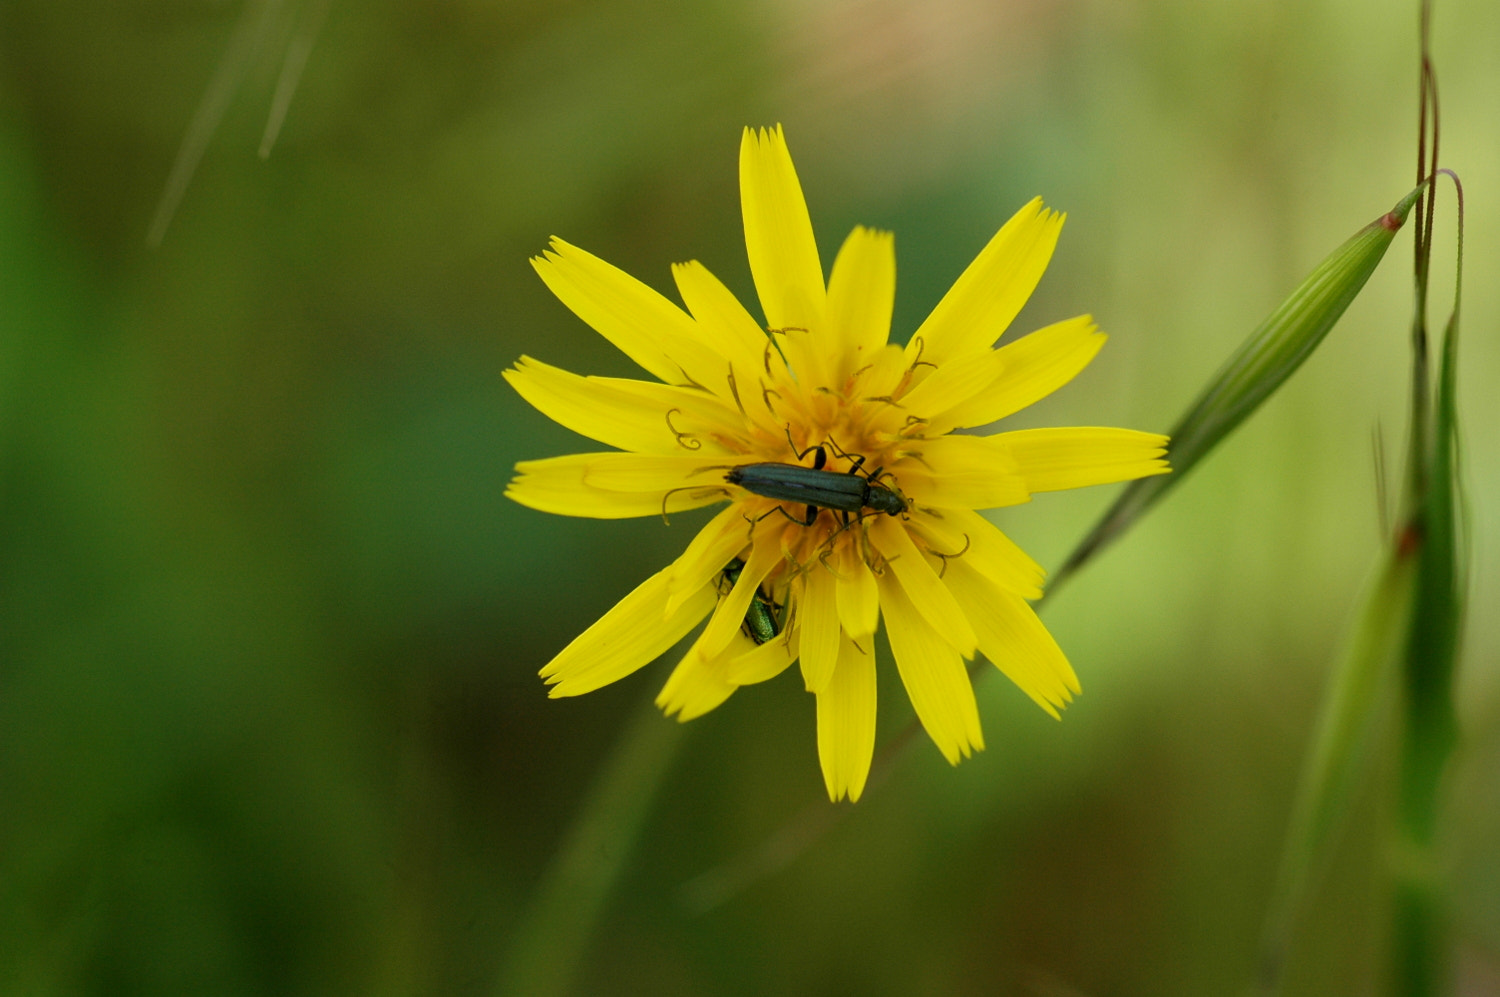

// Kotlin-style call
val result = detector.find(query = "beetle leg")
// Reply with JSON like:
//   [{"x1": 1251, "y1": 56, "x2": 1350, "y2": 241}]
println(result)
[{"x1": 753, "y1": 504, "x2": 813, "y2": 528}]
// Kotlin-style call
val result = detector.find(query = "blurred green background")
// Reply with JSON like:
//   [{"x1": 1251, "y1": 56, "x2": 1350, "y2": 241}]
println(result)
[{"x1": 2, "y1": 1, "x2": 1498, "y2": 994}]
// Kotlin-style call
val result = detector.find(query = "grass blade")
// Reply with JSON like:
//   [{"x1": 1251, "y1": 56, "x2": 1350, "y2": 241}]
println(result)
[
  {"x1": 1255, "y1": 550, "x2": 1415, "y2": 994},
  {"x1": 498, "y1": 690, "x2": 685, "y2": 997},
  {"x1": 1392, "y1": 168, "x2": 1464, "y2": 997},
  {"x1": 1053, "y1": 186, "x2": 1425, "y2": 589}
]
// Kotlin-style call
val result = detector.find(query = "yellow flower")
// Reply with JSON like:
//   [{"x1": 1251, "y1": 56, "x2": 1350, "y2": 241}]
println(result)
[{"x1": 506, "y1": 126, "x2": 1168, "y2": 802}]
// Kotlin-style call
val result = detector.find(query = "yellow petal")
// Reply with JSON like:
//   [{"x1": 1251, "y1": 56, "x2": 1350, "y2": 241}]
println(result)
[
  {"x1": 896, "y1": 435, "x2": 1030, "y2": 511},
  {"x1": 854, "y1": 341, "x2": 912, "y2": 401},
  {"x1": 665, "y1": 506, "x2": 753, "y2": 616},
  {"x1": 944, "y1": 558, "x2": 1079, "y2": 717},
  {"x1": 507, "y1": 453, "x2": 728, "y2": 519},
  {"x1": 697, "y1": 537, "x2": 781, "y2": 659},
  {"x1": 798, "y1": 564, "x2": 840, "y2": 693},
  {"x1": 907, "y1": 198, "x2": 1064, "y2": 367},
  {"x1": 542, "y1": 567, "x2": 717, "y2": 697},
  {"x1": 532, "y1": 237, "x2": 735, "y2": 397},
  {"x1": 506, "y1": 357, "x2": 689, "y2": 455},
  {"x1": 868, "y1": 516, "x2": 976, "y2": 656},
  {"x1": 670, "y1": 260, "x2": 772, "y2": 385},
  {"x1": 994, "y1": 427, "x2": 1170, "y2": 493},
  {"x1": 909, "y1": 507, "x2": 1045, "y2": 600},
  {"x1": 816, "y1": 635, "x2": 877, "y2": 802},
  {"x1": 656, "y1": 635, "x2": 750, "y2": 721},
  {"x1": 833, "y1": 541, "x2": 881, "y2": 641},
  {"x1": 579, "y1": 453, "x2": 732, "y2": 492},
  {"x1": 895, "y1": 345, "x2": 1007, "y2": 426},
  {"x1": 725, "y1": 627, "x2": 798, "y2": 685},
  {"x1": 739, "y1": 125, "x2": 828, "y2": 383},
  {"x1": 669, "y1": 260, "x2": 785, "y2": 430},
  {"x1": 933, "y1": 315, "x2": 1107, "y2": 432},
  {"x1": 877, "y1": 569, "x2": 984, "y2": 764},
  {"x1": 588, "y1": 375, "x2": 740, "y2": 420},
  {"x1": 585, "y1": 375, "x2": 749, "y2": 455},
  {"x1": 825, "y1": 226, "x2": 895, "y2": 380}
]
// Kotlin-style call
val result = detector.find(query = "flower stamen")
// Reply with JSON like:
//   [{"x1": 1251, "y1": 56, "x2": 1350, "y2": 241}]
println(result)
[
  {"x1": 659, "y1": 485, "x2": 731, "y2": 525},
  {"x1": 906, "y1": 336, "x2": 937, "y2": 373},
  {"x1": 925, "y1": 533, "x2": 972, "y2": 579},
  {"x1": 664, "y1": 408, "x2": 702, "y2": 450},
  {"x1": 726, "y1": 367, "x2": 749, "y2": 419}
]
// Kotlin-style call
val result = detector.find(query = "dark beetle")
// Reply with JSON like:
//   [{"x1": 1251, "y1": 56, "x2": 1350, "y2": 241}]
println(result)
[{"x1": 724, "y1": 441, "x2": 907, "y2": 526}]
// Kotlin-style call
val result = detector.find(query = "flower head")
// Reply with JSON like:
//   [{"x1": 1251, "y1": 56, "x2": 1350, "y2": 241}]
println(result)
[{"x1": 507, "y1": 126, "x2": 1168, "y2": 801}]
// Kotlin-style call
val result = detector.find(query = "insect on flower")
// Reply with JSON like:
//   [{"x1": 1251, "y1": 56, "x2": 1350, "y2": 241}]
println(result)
[
  {"x1": 719, "y1": 556, "x2": 782, "y2": 645},
  {"x1": 506, "y1": 125, "x2": 1169, "y2": 801},
  {"x1": 725, "y1": 436, "x2": 908, "y2": 527}
]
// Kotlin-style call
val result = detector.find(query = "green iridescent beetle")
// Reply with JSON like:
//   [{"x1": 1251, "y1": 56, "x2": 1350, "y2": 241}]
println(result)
[{"x1": 719, "y1": 556, "x2": 783, "y2": 645}]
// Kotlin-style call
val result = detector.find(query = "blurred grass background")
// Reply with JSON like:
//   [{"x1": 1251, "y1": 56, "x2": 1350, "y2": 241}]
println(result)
[{"x1": 1, "y1": 0, "x2": 1497, "y2": 994}]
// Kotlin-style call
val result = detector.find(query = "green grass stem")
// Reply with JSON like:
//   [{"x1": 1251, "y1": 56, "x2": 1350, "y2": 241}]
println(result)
[
  {"x1": 1255, "y1": 551, "x2": 1415, "y2": 994},
  {"x1": 1053, "y1": 186, "x2": 1425, "y2": 590},
  {"x1": 497, "y1": 689, "x2": 686, "y2": 997},
  {"x1": 1391, "y1": 168, "x2": 1464, "y2": 997}
]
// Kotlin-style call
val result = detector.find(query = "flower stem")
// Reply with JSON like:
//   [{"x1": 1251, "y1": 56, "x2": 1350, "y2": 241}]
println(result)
[
  {"x1": 1051, "y1": 186, "x2": 1421, "y2": 593},
  {"x1": 1387, "y1": 4, "x2": 1464, "y2": 983},
  {"x1": 497, "y1": 688, "x2": 686, "y2": 997}
]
